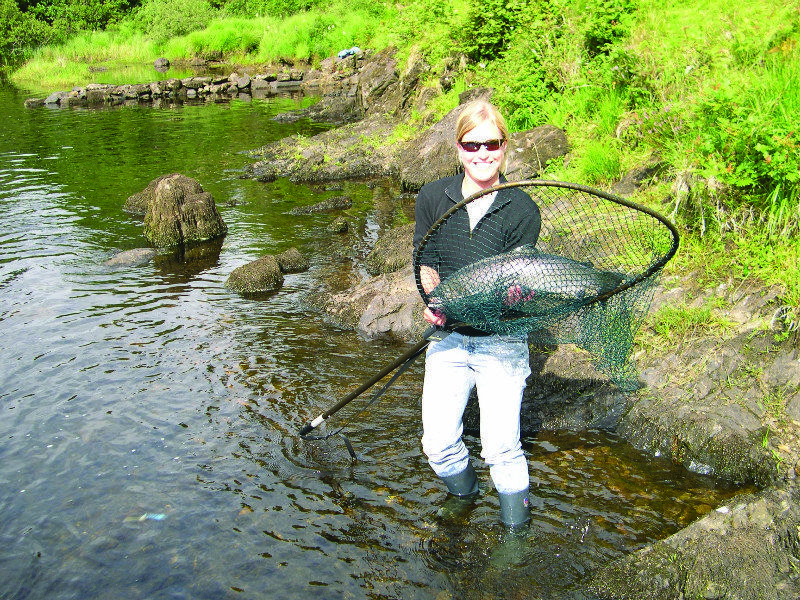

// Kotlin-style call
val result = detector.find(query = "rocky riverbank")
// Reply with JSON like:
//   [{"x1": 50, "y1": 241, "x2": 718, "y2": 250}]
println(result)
[
  {"x1": 31, "y1": 46, "x2": 800, "y2": 598},
  {"x1": 22, "y1": 49, "x2": 372, "y2": 109}
]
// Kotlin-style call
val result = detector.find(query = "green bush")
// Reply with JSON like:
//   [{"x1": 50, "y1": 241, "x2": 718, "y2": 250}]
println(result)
[
  {"x1": 582, "y1": 0, "x2": 635, "y2": 57},
  {"x1": 131, "y1": 0, "x2": 216, "y2": 44},
  {"x1": 370, "y1": 0, "x2": 465, "y2": 68},
  {"x1": 461, "y1": 0, "x2": 534, "y2": 62},
  {"x1": 29, "y1": 0, "x2": 138, "y2": 39},
  {"x1": 222, "y1": 0, "x2": 317, "y2": 17}
]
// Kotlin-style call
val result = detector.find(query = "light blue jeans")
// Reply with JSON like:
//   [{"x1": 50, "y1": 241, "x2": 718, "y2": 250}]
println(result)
[{"x1": 421, "y1": 331, "x2": 531, "y2": 495}]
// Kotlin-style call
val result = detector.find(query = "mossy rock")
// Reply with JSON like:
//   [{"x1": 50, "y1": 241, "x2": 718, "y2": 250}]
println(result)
[
  {"x1": 276, "y1": 247, "x2": 309, "y2": 273},
  {"x1": 290, "y1": 195, "x2": 353, "y2": 215},
  {"x1": 225, "y1": 255, "x2": 284, "y2": 294},
  {"x1": 327, "y1": 217, "x2": 349, "y2": 233},
  {"x1": 124, "y1": 173, "x2": 182, "y2": 216},
  {"x1": 142, "y1": 174, "x2": 227, "y2": 247}
]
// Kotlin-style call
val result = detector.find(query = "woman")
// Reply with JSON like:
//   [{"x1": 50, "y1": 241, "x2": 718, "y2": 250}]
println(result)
[{"x1": 412, "y1": 100, "x2": 541, "y2": 528}]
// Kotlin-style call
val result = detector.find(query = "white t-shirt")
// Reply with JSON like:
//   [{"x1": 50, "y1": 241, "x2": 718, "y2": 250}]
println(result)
[{"x1": 466, "y1": 191, "x2": 496, "y2": 230}]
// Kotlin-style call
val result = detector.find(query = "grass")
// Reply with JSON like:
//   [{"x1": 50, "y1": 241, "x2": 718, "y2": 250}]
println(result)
[
  {"x1": 759, "y1": 387, "x2": 791, "y2": 427},
  {"x1": 648, "y1": 297, "x2": 734, "y2": 342},
  {"x1": 12, "y1": 26, "x2": 161, "y2": 90}
]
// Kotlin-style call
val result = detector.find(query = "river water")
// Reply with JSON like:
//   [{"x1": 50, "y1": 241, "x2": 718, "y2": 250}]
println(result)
[{"x1": 0, "y1": 78, "x2": 743, "y2": 600}]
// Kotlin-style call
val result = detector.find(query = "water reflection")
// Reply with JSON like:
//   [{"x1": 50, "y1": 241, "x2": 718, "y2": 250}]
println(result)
[{"x1": 0, "y1": 82, "x2": 746, "y2": 600}]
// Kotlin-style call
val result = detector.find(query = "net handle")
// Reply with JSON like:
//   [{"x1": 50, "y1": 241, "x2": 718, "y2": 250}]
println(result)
[{"x1": 412, "y1": 179, "x2": 680, "y2": 310}]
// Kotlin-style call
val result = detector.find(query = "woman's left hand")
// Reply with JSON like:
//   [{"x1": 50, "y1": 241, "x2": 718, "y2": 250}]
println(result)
[{"x1": 423, "y1": 306, "x2": 446, "y2": 326}]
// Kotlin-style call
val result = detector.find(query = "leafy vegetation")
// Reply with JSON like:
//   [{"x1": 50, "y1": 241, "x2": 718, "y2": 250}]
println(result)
[{"x1": 2, "y1": 0, "x2": 798, "y2": 310}]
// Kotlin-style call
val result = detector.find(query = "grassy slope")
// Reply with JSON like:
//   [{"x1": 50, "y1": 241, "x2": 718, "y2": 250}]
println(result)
[{"x1": 9, "y1": 0, "x2": 800, "y2": 317}]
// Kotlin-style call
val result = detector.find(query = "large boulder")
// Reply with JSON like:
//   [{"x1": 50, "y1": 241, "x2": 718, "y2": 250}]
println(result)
[
  {"x1": 360, "y1": 47, "x2": 428, "y2": 118},
  {"x1": 246, "y1": 116, "x2": 397, "y2": 183},
  {"x1": 225, "y1": 255, "x2": 284, "y2": 294},
  {"x1": 313, "y1": 264, "x2": 426, "y2": 341},
  {"x1": 359, "y1": 46, "x2": 400, "y2": 116},
  {"x1": 356, "y1": 265, "x2": 427, "y2": 339},
  {"x1": 141, "y1": 174, "x2": 227, "y2": 247}
]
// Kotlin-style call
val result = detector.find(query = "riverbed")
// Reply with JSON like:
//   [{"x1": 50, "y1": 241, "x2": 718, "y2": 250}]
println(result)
[{"x1": 0, "y1": 79, "x2": 743, "y2": 600}]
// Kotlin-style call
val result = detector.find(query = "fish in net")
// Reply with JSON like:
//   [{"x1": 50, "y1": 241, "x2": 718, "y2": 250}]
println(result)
[{"x1": 414, "y1": 180, "x2": 680, "y2": 391}]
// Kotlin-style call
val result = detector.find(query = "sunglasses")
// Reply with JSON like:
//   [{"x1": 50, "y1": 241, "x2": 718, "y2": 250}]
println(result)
[{"x1": 458, "y1": 139, "x2": 505, "y2": 152}]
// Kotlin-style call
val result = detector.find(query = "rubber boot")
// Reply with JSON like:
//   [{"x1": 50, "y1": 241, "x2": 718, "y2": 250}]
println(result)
[
  {"x1": 436, "y1": 463, "x2": 479, "y2": 522},
  {"x1": 498, "y1": 488, "x2": 530, "y2": 528},
  {"x1": 441, "y1": 463, "x2": 479, "y2": 497},
  {"x1": 490, "y1": 489, "x2": 532, "y2": 569}
]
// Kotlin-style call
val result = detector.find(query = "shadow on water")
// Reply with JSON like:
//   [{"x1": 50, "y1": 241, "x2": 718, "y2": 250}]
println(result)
[
  {"x1": 0, "y1": 80, "x2": 749, "y2": 600},
  {"x1": 152, "y1": 237, "x2": 226, "y2": 283}
]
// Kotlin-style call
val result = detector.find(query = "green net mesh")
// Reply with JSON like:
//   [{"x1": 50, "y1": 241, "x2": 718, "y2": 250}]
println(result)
[{"x1": 414, "y1": 181, "x2": 679, "y2": 391}]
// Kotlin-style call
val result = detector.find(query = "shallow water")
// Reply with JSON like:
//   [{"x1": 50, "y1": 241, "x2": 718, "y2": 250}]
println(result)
[{"x1": 0, "y1": 79, "x2": 743, "y2": 600}]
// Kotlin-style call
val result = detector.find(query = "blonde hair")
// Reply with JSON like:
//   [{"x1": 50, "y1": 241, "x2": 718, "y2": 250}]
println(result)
[{"x1": 455, "y1": 100, "x2": 509, "y2": 172}]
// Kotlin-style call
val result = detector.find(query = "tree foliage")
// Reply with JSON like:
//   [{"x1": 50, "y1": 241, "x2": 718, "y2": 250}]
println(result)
[{"x1": 0, "y1": 0, "x2": 51, "y2": 65}]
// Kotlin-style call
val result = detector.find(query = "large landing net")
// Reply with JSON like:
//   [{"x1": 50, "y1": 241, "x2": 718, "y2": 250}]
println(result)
[{"x1": 414, "y1": 180, "x2": 680, "y2": 391}]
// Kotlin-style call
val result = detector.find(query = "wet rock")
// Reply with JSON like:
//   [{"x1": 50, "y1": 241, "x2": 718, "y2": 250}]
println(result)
[
  {"x1": 275, "y1": 247, "x2": 309, "y2": 273},
  {"x1": 154, "y1": 57, "x2": 170, "y2": 71},
  {"x1": 235, "y1": 74, "x2": 251, "y2": 90},
  {"x1": 45, "y1": 91, "x2": 68, "y2": 105},
  {"x1": 364, "y1": 222, "x2": 414, "y2": 275},
  {"x1": 141, "y1": 174, "x2": 227, "y2": 247},
  {"x1": 225, "y1": 255, "x2": 283, "y2": 294},
  {"x1": 289, "y1": 195, "x2": 352, "y2": 214}
]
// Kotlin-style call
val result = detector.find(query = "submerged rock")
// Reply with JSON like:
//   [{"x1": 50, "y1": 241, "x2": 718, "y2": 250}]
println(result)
[
  {"x1": 327, "y1": 217, "x2": 349, "y2": 233},
  {"x1": 104, "y1": 248, "x2": 158, "y2": 267},
  {"x1": 364, "y1": 221, "x2": 414, "y2": 275},
  {"x1": 289, "y1": 195, "x2": 353, "y2": 214}
]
